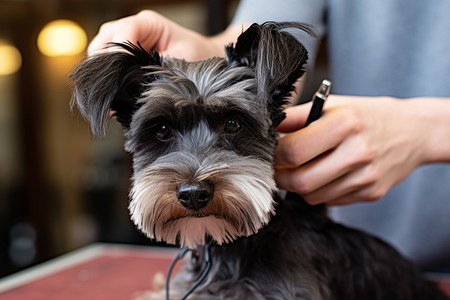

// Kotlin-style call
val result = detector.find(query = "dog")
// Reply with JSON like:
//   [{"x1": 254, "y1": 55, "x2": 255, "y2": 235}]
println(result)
[{"x1": 71, "y1": 22, "x2": 448, "y2": 300}]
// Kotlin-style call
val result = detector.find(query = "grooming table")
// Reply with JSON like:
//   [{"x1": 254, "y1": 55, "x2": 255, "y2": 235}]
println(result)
[
  {"x1": 0, "y1": 244, "x2": 178, "y2": 300},
  {"x1": 0, "y1": 243, "x2": 449, "y2": 299}
]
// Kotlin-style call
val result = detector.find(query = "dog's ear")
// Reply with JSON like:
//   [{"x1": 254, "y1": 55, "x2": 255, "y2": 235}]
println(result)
[
  {"x1": 226, "y1": 22, "x2": 313, "y2": 126},
  {"x1": 70, "y1": 42, "x2": 161, "y2": 137}
]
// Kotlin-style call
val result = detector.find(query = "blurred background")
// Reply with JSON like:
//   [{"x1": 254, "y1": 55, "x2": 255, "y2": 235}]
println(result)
[{"x1": 0, "y1": 0, "x2": 240, "y2": 277}]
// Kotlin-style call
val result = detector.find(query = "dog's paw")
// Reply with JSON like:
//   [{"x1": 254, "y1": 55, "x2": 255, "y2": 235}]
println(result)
[
  {"x1": 132, "y1": 272, "x2": 167, "y2": 300},
  {"x1": 152, "y1": 271, "x2": 166, "y2": 291}
]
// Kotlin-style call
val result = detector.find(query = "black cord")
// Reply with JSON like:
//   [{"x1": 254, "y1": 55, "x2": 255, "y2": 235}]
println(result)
[
  {"x1": 165, "y1": 244, "x2": 212, "y2": 300},
  {"x1": 166, "y1": 247, "x2": 190, "y2": 300}
]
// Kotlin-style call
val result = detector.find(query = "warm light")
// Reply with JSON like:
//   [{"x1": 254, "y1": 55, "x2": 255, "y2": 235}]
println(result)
[
  {"x1": 37, "y1": 20, "x2": 87, "y2": 57},
  {"x1": 0, "y1": 43, "x2": 22, "y2": 75}
]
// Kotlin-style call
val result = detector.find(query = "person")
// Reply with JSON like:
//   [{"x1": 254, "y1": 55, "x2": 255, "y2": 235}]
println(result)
[{"x1": 87, "y1": 0, "x2": 450, "y2": 272}]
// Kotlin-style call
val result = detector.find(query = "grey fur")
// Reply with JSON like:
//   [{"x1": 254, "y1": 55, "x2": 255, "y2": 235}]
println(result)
[{"x1": 71, "y1": 22, "x2": 448, "y2": 300}]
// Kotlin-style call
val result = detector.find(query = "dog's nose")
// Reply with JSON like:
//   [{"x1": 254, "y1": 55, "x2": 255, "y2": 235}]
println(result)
[{"x1": 176, "y1": 180, "x2": 214, "y2": 210}]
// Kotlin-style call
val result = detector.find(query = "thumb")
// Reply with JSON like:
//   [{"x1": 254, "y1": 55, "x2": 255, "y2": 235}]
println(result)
[{"x1": 277, "y1": 103, "x2": 312, "y2": 133}]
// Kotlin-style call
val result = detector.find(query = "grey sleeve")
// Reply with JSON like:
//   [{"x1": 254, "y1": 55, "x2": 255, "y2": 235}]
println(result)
[{"x1": 231, "y1": 0, "x2": 327, "y2": 66}]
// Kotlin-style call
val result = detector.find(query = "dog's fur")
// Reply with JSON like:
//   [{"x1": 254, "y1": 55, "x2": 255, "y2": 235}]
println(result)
[{"x1": 71, "y1": 22, "x2": 448, "y2": 299}]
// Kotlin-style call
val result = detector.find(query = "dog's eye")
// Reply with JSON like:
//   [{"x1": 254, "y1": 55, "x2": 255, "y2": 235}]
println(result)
[
  {"x1": 224, "y1": 118, "x2": 241, "y2": 134},
  {"x1": 155, "y1": 124, "x2": 173, "y2": 141}
]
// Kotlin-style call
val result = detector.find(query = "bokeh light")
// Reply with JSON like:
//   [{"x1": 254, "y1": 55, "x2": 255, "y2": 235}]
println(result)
[
  {"x1": 0, "y1": 43, "x2": 22, "y2": 75},
  {"x1": 37, "y1": 19, "x2": 87, "y2": 57}
]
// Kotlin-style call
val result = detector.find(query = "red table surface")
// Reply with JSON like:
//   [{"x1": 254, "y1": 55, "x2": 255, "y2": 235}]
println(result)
[
  {"x1": 0, "y1": 244, "x2": 179, "y2": 300},
  {"x1": 0, "y1": 244, "x2": 449, "y2": 300}
]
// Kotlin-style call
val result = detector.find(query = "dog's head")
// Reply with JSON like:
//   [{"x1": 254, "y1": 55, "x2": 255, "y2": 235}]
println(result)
[{"x1": 71, "y1": 22, "x2": 310, "y2": 248}]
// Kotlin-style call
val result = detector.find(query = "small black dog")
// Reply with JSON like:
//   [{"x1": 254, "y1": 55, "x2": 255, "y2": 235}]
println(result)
[{"x1": 71, "y1": 22, "x2": 448, "y2": 300}]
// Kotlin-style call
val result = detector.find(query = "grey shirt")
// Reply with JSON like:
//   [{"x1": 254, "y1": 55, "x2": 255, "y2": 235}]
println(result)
[{"x1": 232, "y1": 0, "x2": 450, "y2": 272}]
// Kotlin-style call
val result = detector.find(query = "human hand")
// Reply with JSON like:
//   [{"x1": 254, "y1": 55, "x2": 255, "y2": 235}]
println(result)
[
  {"x1": 274, "y1": 95, "x2": 431, "y2": 205},
  {"x1": 88, "y1": 10, "x2": 223, "y2": 60}
]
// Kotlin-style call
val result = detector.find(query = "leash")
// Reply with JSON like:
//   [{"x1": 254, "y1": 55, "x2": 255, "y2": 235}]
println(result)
[{"x1": 165, "y1": 243, "x2": 212, "y2": 300}]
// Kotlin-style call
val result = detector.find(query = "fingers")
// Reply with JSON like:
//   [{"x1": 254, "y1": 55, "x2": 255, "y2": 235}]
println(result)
[
  {"x1": 88, "y1": 16, "x2": 140, "y2": 55},
  {"x1": 276, "y1": 102, "x2": 312, "y2": 133},
  {"x1": 274, "y1": 106, "x2": 361, "y2": 167},
  {"x1": 88, "y1": 10, "x2": 168, "y2": 56},
  {"x1": 275, "y1": 150, "x2": 350, "y2": 197},
  {"x1": 322, "y1": 181, "x2": 387, "y2": 206},
  {"x1": 276, "y1": 162, "x2": 386, "y2": 206},
  {"x1": 86, "y1": 10, "x2": 219, "y2": 61}
]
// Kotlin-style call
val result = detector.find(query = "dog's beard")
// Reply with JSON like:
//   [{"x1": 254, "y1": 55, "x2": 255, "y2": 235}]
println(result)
[{"x1": 129, "y1": 152, "x2": 277, "y2": 249}]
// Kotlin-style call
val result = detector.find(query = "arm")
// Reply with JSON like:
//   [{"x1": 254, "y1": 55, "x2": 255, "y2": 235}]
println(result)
[{"x1": 274, "y1": 95, "x2": 450, "y2": 205}]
